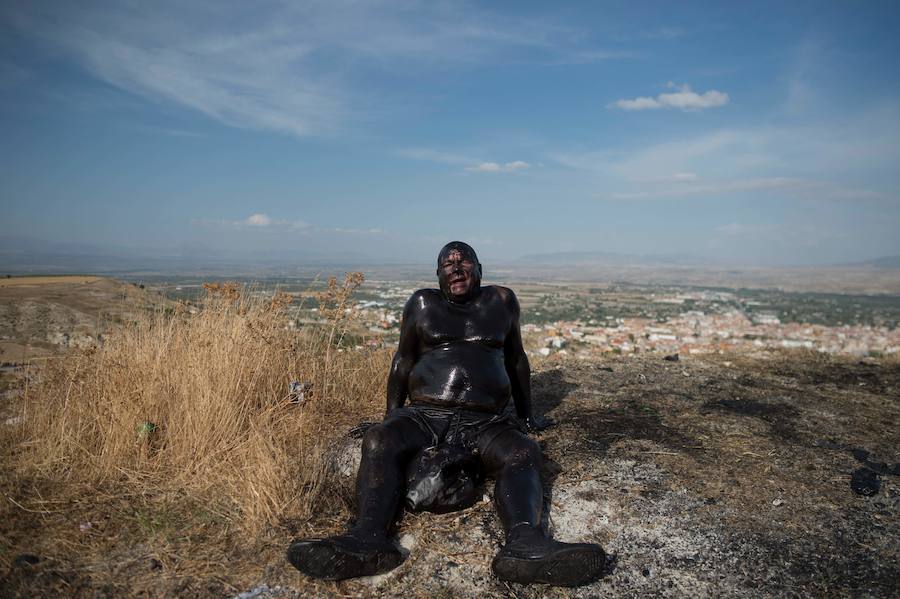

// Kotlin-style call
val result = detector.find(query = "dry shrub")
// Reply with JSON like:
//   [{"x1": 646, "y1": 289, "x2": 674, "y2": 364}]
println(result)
[{"x1": 15, "y1": 273, "x2": 388, "y2": 531}]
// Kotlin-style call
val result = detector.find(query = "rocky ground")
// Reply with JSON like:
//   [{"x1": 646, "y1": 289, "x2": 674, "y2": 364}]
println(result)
[
  {"x1": 3, "y1": 350, "x2": 899, "y2": 598},
  {"x1": 294, "y1": 351, "x2": 900, "y2": 598}
]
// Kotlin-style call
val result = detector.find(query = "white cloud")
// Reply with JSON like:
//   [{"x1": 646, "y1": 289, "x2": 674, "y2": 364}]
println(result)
[
  {"x1": 466, "y1": 161, "x2": 531, "y2": 173},
  {"x1": 192, "y1": 215, "x2": 382, "y2": 235},
  {"x1": 611, "y1": 83, "x2": 729, "y2": 111},
  {"x1": 399, "y1": 148, "x2": 531, "y2": 173},
  {"x1": 505, "y1": 160, "x2": 531, "y2": 171},
  {"x1": 614, "y1": 96, "x2": 663, "y2": 111},
  {"x1": 245, "y1": 213, "x2": 272, "y2": 226},
  {"x1": 468, "y1": 162, "x2": 503, "y2": 172}
]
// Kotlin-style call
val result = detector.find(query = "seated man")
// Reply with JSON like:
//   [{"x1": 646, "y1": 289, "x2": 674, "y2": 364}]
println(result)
[{"x1": 287, "y1": 241, "x2": 605, "y2": 586}]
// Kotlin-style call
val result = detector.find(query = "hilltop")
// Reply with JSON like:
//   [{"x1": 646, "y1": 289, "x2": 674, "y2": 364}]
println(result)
[
  {"x1": 2, "y1": 347, "x2": 898, "y2": 597},
  {"x1": 0, "y1": 275, "x2": 171, "y2": 363}
]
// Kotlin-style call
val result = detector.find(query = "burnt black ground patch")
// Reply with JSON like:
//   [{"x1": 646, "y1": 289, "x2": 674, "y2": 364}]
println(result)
[
  {"x1": 771, "y1": 359, "x2": 900, "y2": 395},
  {"x1": 850, "y1": 467, "x2": 881, "y2": 495},
  {"x1": 702, "y1": 397, "x2": 801, "y2": 442}
]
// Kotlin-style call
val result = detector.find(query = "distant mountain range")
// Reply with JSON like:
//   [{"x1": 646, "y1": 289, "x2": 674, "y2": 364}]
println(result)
[
  {"x1": 0, "y1": 235, "x2": 418, "y2": 276},
  {"x1": 3, "y1": 235, "x2": 900, "y2": 275},
  {"x1": 516, "y1": 251, "x2": 900, "y2": 269},
  {"x1": 857, "y1": 255, "x2": 900, "y2": 268}
]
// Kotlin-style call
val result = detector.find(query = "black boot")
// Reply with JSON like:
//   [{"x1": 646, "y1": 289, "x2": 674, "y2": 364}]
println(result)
[
  {"x1": 286, "y1": 529, "x2": 404, "y2": 580},
  {"x1": 492, "y1": 525, "x2": 606, "y2": 587}
]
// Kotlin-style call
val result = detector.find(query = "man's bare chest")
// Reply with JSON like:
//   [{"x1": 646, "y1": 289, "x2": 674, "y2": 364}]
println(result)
[{"x1": 416, "y1": 301, "x2": 511, "y2": 349}]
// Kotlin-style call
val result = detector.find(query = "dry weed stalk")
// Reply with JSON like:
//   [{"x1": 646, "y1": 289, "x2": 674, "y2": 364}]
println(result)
[{"x1": 16, "y1": 275, "x2": 387, "y2": 531}]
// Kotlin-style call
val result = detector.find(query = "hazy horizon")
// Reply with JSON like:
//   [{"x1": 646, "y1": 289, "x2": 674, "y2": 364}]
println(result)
[{"x1": 2, "y1": 2, "x2": 900, "y2": 266}]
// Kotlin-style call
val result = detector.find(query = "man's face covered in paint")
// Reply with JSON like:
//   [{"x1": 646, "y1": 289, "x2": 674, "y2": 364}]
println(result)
[{"x1": 437, "y1": 242, "x2": 482, "y2": 302}]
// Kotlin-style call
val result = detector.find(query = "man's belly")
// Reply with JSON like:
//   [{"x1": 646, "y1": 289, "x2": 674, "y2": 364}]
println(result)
[{"x1": 409, "y1": 342, "x2": 511, "y2": 413}]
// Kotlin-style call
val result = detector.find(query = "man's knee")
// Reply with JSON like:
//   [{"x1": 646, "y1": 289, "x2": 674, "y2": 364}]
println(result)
[
  {"x1": 490, "y1": 432, "x2": 542, "y2": 471},
  {"x1": 361, "y1": 423, "x2": 401, "y2": 458},
  {"x1": 361, "y1": 418, "x2": 427, "y2": 462}
]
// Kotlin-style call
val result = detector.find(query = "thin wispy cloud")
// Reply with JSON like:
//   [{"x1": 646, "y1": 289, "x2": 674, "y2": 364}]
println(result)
[
  {"x1": 466, "y1": 161, "x2": 531, "y2": 173},
  {"x1": 5, "y1": 1, "x2": 632, "y2": 139},
  {"x1": 2, "y1": 3, "x2": 897, "y2": 265},
  {"x1": 192, "y1": 214, "x2": 310, "y2": 231},
  {"x1": 610, "y1": 27, "x2": 687, "y2": 42},
  {"x1": 399, "y1": 147, "x2": 531, "y2": 173},
  {"x1": 396, "y1": 147, "x2": 474, "y2": 166},
  {"x1": 554, "y1": 104, "x2": 899, "y2": 205},
  {"x1": 611, "y1": 82, "x2": 729, "y2": 111},
  {"x1": 608, "y1": 176, "x2": 817, "y2": 200},
  {"x1": 192, "y1": 215, "x2": 384, "y2": 236}
]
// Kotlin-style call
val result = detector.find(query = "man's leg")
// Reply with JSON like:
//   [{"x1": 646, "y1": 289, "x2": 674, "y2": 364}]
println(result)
[
  {"x1": 353, "y1": 416, "x2": 433, "y2": 535},
  {"x1": 480, "y1": 428, "x2": 606, "y2": 587},
  {"x1": 287, "y1": 415, "x2": 432, "y2": 580},
  {"x1": 479, "y1": 428, "x2": 544, "y2": 531}
]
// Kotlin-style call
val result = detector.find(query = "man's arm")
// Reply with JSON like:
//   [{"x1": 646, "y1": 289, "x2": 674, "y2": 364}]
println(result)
[
  {"x1": 385, "y1": 293, "x2": 421, "y2": 415},
  {"x1": 502, "y1": 289, "x2": 541, "y2": 428}
]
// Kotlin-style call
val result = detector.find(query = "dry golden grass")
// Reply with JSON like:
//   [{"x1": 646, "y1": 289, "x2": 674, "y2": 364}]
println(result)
[{"x1": 10, "y1": 273, "x2": 388, "y2": 534}]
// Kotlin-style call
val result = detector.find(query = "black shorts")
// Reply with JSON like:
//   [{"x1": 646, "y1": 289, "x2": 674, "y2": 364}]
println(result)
[{"x1": 384, "y1": 404, "x2": 525, "y2": 456}]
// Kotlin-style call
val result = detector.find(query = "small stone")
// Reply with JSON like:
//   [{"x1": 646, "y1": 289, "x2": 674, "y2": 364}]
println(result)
[
  {"x1": 235, "y1": 585, "x2": 271, "y2": 599},
  {"x1": 772, "y1": 498, "x2": 783, "y2": 507}
]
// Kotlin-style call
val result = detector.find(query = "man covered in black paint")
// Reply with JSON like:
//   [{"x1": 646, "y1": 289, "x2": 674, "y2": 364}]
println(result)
[{"x1": 287, "y1": 242, "x2": 605, "y2": 586}]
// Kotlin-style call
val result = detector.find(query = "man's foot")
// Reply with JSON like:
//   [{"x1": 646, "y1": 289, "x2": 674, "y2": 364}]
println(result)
[
  {"x1": 286, "y1": 532, "x2": 404, "y2": 580},
  {"x1": 492, "y1": 525, "x2": 606, "y2": 587}
]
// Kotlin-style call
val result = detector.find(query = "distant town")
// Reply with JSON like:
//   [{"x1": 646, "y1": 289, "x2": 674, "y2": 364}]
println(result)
[{"x1": 151, "y1": 277, "x2": 900, "y2": 359}]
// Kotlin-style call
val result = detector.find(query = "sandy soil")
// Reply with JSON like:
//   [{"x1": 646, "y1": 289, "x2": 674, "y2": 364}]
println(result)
[{"x1": 3, "y1": 350, "x2": 897, "y2": 598}]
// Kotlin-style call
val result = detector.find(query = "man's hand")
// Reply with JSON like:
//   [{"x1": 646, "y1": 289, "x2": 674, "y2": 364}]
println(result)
[{"x1": 524, "y1": 414, "x2": 554, "y2": 433}]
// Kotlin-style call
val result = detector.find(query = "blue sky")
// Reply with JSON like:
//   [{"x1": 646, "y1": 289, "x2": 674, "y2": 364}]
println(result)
[{"x1": 1, "y1": 1, "x2": 899, "y2": 266}]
